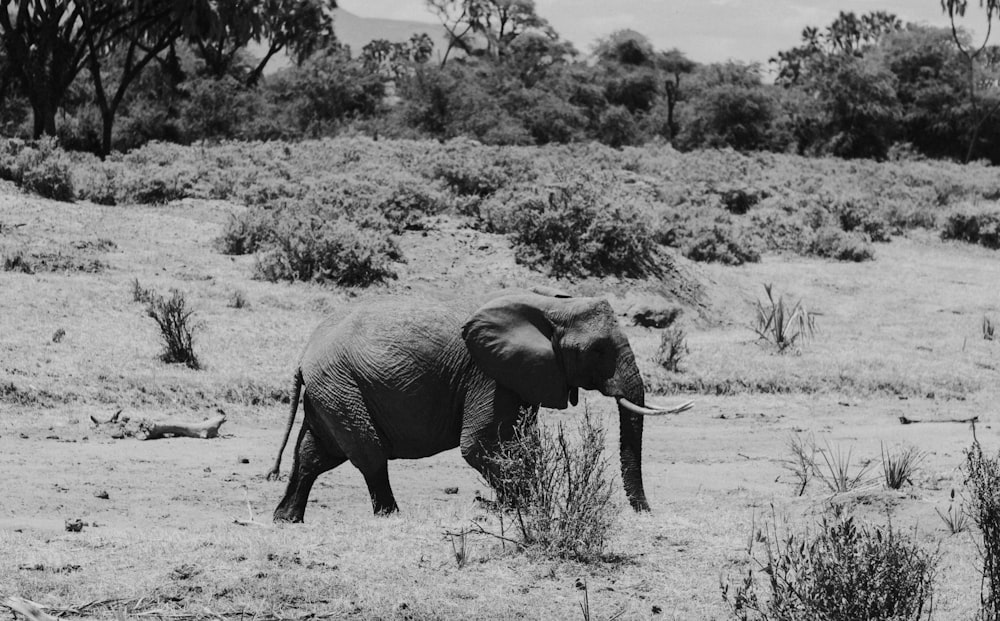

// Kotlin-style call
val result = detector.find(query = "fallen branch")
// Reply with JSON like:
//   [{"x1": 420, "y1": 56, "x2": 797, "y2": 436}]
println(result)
[
  {"x1": 898, "y1": 415, "x2": 979, "y2": 425},
  {"x1": 3, "y1": 597, "x2": 57, "y2": 621},
  {"x1": 139, "y1": 414, "x2": 226, "y2": 440}
]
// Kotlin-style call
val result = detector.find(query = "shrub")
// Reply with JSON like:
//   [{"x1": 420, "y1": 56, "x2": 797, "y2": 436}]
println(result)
[
  {"x1": 429, "y1": 149, "x2": 533, "y2": 198},
  {"x1": 655, "y1": 325, "x2": 688, "y2": 372},
  {"x1": 507, "y1": 178, "x2": 662, "y2": 278},
  {"x1": 130, "y1": 277, "x2": 155, "y2": 304},
  {"x1": 718, "y1": 186, "x2": 765, "y2": 215},
  {"x1": 684, "y1": 224, "x2": 761, "y2": 265},
  {"x1": 146, "y1": 290, "x2": 201, "y2": 370},
  {"x1": 808, "y1": 226, "x2": 875, "y2": 262},
  {"x1": 3, "y1": 137, "x2": 75, "y2": 201},
  {"x1": 942, "y1": 209, "x2": 1000, "y2": 249},
  {"x1": 752, "y1": 283, "x2": 817, "y2": 353},
  {"x1": 254, "y1": 214, "x2": 399, "y2": 287},
  {"x1": 835, "y1": 198, "x2": 892, "y2": 242},
  {"x1": 376, "y1": 179, "x2": 450, "y2": 232},
  {"x1": 723, "y1": 512, "x2": 937, "y2": 621},
  {"x1": 216, "y1": 209, "x2": 276, "y2": 255},
  {"x1": 965, "y1": 439, "x2": 1000, "y2": 620},
  {"x1": 487, "y1": 409, "x2": 620, "y2": 562}
]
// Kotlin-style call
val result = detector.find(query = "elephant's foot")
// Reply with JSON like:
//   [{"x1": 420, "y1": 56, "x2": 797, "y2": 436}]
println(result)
[{"x1": 273, "y1": 503, "x2": 305, "y2": 523}]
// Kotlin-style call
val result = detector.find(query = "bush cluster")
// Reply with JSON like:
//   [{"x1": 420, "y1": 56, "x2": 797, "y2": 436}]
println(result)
[
  {"x1": 500, "y1": 176, "x2": 662, "y2": 279},
  {"x1": 254, "y1": 214, "x2": 399, "y2": 287},
  {"x1": 723, "y1": 513, "x2": 937, "y2": 621},
  {"x1": 941, "y1": 209, "x2": 1000, "y2": 249}
]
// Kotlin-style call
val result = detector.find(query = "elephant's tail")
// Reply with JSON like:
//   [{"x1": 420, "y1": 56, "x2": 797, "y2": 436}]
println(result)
[{"x1": 266, "y1": 367, "x2": 303, "y2": 481}]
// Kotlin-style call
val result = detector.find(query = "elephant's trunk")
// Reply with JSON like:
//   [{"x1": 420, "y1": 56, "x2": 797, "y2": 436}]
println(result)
[{"x1": 604, "y1": 346, "x2": 650, "y2": 512}]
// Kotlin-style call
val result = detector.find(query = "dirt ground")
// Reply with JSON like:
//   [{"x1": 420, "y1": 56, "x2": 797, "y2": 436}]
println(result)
[{"x1": 1, "y1": 187, "x2": 996, "y2": 619}]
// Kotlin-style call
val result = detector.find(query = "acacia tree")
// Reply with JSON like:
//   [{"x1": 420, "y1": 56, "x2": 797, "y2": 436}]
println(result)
[
  {"x1": 0, "y1": 1, "x2": 216, "y2": 141},
  {"x1": 427, "y1": 0, "x2": 558, "y2": 64},
  {"x1": 941, "y1": 0, "x2": 1000, "y2": 162},
  {"x1": 189, "y1": 0, "x2": 335, "y2": 85}
]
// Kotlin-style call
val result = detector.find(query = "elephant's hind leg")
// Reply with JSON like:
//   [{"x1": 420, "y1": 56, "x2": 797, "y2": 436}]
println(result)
[
  {"x1": 273, "y1": 422, "x2": 347, "y2": 523},
  {"x1": 358, "y1": 458, "x2": 398, "y2": 515}
]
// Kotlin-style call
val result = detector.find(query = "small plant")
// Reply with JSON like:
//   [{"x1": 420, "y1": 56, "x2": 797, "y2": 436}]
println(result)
[
  {"x1": 130, "y1": 277, "x2": 155, "y2": 304},
  {"x1": 783, "y1": 432, "x2": 818, "y2": 497},
  {"x1": 228, "y1": 289, "x2": 250, "y2": 309},
  {"x1": 816, "y1": 441, "x2": 872, "y2": 494},
  {"x1": 752, "y1": 284, "x2": 818, "y2": 353},
  {"x1": 487, "y1": 408, "x2": 620, "y2": 561},
  {"x1": 936, "y1": 489, "x2": 969, "y2": 535},
  {"x1": 654, "y1": 325, "x2": 688, "y2": 372},
  {"x1": 722, "y1": 509, "x2": 938, "y2": 621},
  {"x1": 3, "y1": 249, "x2": 33, "y2": 274},
  {"x1": 881, "y1": 443, "x2": 925, "y2": 490},
  {"x1": 965, "y1": 437, "x2": 1000, "y2": 620},
  {"x1": 985, "y1": 315, "x2": 997, "y2": 341},
  {"x1": 448, "y1": 530, "x2": 468, "y2": 569},
  {"x1": 146, "y1": 289, "x2": 201, "y2": 369}
]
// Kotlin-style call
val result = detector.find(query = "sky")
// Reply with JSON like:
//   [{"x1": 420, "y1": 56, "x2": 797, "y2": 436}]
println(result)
[{"x1": 337, "y1": 0, "x2": 988, "y2": 69}]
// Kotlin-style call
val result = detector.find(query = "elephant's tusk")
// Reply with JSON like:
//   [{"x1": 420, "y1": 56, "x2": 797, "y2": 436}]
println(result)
[{"x1": 617, "y1": 397, "x2": 693, "y2": 416}]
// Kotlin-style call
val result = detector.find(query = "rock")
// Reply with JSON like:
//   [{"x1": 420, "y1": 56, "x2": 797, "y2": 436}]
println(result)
[
  {"x1": 443, "y1": 486, "x2": 459, "y2": 494},
  {"x1": 95, "y1": 490, "x2": 109, "y2": 500},
  {"x1": 630, "y1": 299, "x2": 682, "y2": 328},
  {"x1": 64, "y1": 518, "x2": 84, "y2": 532}
]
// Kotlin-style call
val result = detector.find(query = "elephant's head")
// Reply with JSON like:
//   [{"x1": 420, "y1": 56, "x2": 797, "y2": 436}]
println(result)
[{"x1": 462, "y1": 292, "x2": 691, "y2": 511}]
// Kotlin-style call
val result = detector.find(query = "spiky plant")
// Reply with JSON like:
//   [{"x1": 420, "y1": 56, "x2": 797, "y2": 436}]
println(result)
[{"x1": 752, "y1": 283, "x2": 818, "y2": 353}]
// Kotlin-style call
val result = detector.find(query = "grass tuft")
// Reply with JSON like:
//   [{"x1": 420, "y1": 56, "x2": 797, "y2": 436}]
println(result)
[
  {"x1": 816, "y1": 441, "x2": 872, "y2": 494},
  {"x1": 936, "y1": 488, "x2": 970, "y2": 535},
  {"x1": 881, "y1": 443, "x2": 925, "y2": 490}
]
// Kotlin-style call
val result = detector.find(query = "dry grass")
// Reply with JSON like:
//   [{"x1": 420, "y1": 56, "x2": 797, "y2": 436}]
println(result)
[{"x1": 2, "y1": 144, "x2": 999, "y2": 619}]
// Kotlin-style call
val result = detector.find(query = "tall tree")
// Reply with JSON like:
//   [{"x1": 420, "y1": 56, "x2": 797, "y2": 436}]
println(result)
[
  {"x1": 0, "y1": 0, "x2": 215, "y2": 141},
  {"x1": 657, "y1": 48, "x2": 696, "y2": 139},
  {"x1": 190, "y1": 0, "x2": 336, "y2": 86},
  {"x1": 941, "y1": 0, "x2": 1000, "y2": 161}
]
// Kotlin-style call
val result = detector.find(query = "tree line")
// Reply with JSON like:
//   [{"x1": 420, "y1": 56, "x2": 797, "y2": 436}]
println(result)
[{"x1": 1, "y1": 0, "x2": 999, "y2": 163}]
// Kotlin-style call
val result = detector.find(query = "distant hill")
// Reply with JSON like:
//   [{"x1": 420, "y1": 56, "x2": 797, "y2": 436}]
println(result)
[{"x1": 257, "y1": 8, "x2": 451, "y2": 74}]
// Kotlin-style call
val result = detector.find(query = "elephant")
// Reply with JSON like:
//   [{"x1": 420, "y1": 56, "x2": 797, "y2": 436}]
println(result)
[{"x1": 266, "y1": 289, "x2": 692, "y2": 521}]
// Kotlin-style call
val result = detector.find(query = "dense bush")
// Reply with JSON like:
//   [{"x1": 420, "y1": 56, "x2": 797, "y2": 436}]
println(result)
[
  {"x1": 808, "y1": 226, "x2": 875, "y2": 262},
  {"x1": 504, "y1": 177, "x2": 662, "y2": 278},
  {"x1": 941, "y1": 209, "x2": 1000, "y2": 249},
  {"x1": 723, "y1": 513, "x2": 937, "y2": 621},
  {"x1": 254, "y1": 213, "x2": 399, "y2": 287},
  {"x1": 0, "y1": 138, "x2": 75, "y2": 201},
  {"x1": 684, "y1": 224, "x2": 761, "y2": 265}
]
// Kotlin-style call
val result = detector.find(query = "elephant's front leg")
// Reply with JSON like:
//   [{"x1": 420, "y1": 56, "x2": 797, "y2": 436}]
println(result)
[{"x1": 460, "y1": 384, "x2": 535, "y2": 502}]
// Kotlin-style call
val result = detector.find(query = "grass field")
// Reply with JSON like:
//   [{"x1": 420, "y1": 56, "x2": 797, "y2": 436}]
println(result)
[{"x1": 2, "y1": 140, "x2": 999, "y2": 619}]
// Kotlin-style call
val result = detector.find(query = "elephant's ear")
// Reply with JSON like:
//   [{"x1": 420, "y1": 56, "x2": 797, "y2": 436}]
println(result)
[{"x1": 462, "y1": 295, "x2": 569, "y2": 409}]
